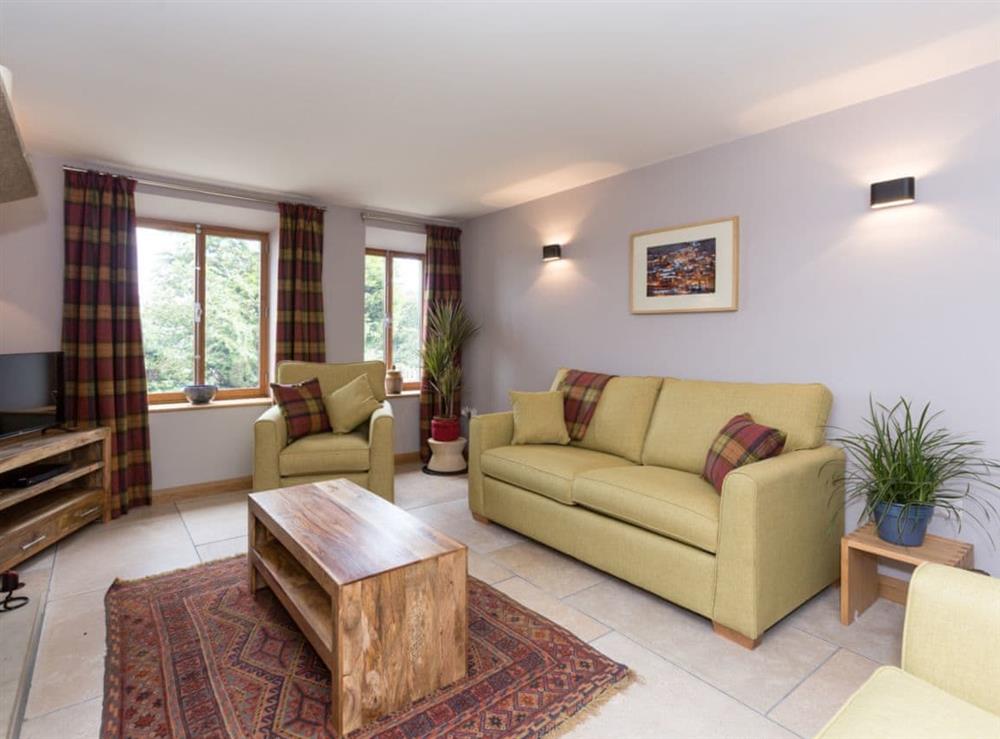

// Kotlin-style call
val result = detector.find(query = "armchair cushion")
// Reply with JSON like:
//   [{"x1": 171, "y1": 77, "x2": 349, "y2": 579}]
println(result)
[
  {"x1": 271, "y1": 377, "x2": 331, "y2": 441},
  {"x1": 324, "y1": 374, "x2": 381, "y2": 433},
  {"x1": 574, "y1": 466, "x2": 720, "y2": 553},
  {"x1": 278, "y1": 430, "x2": 370, "y2": 476},
  {"x1": 481, "y1": 445, "x2": 630, "y2": 505}
]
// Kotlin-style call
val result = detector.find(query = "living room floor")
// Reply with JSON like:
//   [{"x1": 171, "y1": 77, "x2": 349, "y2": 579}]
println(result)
[{"x1": 14, "y1": 465, "x2": 904, "y2": 739}]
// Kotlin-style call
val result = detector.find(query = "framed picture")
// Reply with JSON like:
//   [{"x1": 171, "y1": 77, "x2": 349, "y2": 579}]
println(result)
[{"x1": 630, "y1": 216, "x2": 739, "y2": 314}]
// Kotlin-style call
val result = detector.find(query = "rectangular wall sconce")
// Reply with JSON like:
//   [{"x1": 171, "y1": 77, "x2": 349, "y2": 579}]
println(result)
[
  {"x1": 870, "y1": 177, "x2": 915, "y2": 209},
  {"x1": 542, "y1": 244, "x2": 562, "y2": 261}
]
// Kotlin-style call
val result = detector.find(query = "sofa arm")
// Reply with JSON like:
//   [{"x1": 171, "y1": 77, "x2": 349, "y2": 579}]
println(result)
[
  {"x1": 468, "y1": 411, "x2": 514, "y2": 516},
  {"x1": 901, "y1": 563, "x2": 1000, "y2": 714},
  {"x1": 714, "y1": 445, "x2": 845, "y2": 640},
  {"x1": 368, "y1": 401, "x2": 395, "y2": 503},
  {"x1": 253, "y1": 404, "x2": 286, "y2": 491}
]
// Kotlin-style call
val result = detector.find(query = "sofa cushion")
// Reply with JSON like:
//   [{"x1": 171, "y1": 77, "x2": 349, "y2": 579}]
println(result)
[
  {"x1": 510, "y1": 391, "x2": 570, "y2": 445},
  {"x1": 481, "y1": 445, "x2": 632, "y2": 505},
  {"x1": 814, "y1": 666, "x2": 1000, "y2": 739},
  {"x1": 642, "y1": 378, "x2": 832, "y2": 473},
  {"x1": 271, "y1": 377, "x2": 332, "y2": 441},
  {"x1": 573, "y1": 466, "x2": 720, "y2": 553},
  {"x1": 703, "y1": 414, "x2": 786, "y2": 493},
  {"x1": 278, "y1": 430, "x2": 370, "y2": 476},
  {"x1": 550, "y1": 369, "x2": 663, "y2": 463}
]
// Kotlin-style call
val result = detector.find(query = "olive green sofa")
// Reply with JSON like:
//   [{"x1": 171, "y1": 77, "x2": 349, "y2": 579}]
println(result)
[
  {"x1": 253, "y1": 360, "x2": 395, "y2": 501},
  {"x1": 815, "y1": 563, "x2": 1000, "y2": 739},
  {"x1": 469, "y1": 369, "x2": 845, "y2": 646}
]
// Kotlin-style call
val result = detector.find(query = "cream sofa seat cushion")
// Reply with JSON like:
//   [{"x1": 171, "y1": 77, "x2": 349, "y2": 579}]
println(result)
[
  {"x1": 643, "y1": 378, "x2": 833, "y2": 473},
  {"x1": 278, "y1": 430, "x2": 370, "y2": 476},
  {"x1": 550, "y1": 369, "x2": 663, "y2": 463},
  {"x1": 480, "y1": 445, "x2": 632, "y2": 505},
  {"x1": 814, "y1": 666, "x2": 1000, "y2": 739},
  {"x1": 573, "y1": 466, "x2": 720, "y2": 553}
]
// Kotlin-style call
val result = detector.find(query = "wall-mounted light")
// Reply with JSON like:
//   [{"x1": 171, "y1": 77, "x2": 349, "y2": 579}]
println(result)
[
  {"x1": 542, "y1": 244, "x2": 562, "y2": 262},
  {"x1": 870, "y1": 177, "x2": 915, "y2": 209}
]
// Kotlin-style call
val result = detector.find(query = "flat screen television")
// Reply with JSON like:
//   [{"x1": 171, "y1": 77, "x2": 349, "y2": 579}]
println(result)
[{"x1": 0, "y1": 352, "x2": 65, "y2": 440}]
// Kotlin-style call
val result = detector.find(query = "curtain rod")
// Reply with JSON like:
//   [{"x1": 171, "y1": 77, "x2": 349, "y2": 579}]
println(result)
[
  {"x1": 361, "y1": 210, "x2": 459, "y2": 228},
  {"x1": 61, "y1": 165, "x2": 326, "y2": 211}
]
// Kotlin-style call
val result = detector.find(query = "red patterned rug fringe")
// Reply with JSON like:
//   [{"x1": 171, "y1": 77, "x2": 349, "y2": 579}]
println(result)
[{"x1": 102, "y1": 556, "x2": 630, "y2": 738}]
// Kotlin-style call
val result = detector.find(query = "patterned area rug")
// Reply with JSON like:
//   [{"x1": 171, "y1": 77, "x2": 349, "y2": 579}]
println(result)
[{"x1": 102, "y1": 556, "x2": 630, "y2": 738}]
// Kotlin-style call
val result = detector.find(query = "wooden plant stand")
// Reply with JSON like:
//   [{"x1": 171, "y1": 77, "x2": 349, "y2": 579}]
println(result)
[
  {"x1": 0, "y1": 428, "x2": 111, "y2": 571},
  {"x1": 248, "y1": 479, "x2": 468, "y2": 735},
  {"x1": 840, "y1": 522, "x2": 973, "y2": 625}
]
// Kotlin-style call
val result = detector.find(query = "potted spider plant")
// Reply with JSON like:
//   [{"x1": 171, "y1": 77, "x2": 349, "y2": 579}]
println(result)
[
  {"x1": 421, "y1": 300, "x2": 479, "y2": 442},
  {"x1": 833, "y1": 397, "x2": 1000, "y2": 547}
]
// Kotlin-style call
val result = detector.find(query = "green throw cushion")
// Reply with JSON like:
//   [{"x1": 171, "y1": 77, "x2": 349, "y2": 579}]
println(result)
[
  {"x1": 510, "y1": 391, "x2": 570, "y2": 446},
  {"x1": 324, "y1": 375, "x2": 381, "y2": 433}
]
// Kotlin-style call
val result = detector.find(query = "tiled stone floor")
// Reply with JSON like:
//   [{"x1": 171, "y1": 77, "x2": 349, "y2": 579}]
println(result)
[{"x1": 12, "y1": 464, "x2": 904, "y2": 738}]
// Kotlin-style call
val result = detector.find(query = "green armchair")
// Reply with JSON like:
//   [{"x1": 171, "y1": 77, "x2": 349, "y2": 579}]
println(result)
[
  {"x1": 253, "y1": 360, "x2": 395, "y2": 502},
  {"x1": 815, "y1": 563, "x2": 1000, "y2": 738}
]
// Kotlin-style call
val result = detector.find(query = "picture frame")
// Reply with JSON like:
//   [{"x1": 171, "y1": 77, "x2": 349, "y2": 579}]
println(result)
[{"x1": 629, "y1": 216, "x2": 739, "y2": 314}]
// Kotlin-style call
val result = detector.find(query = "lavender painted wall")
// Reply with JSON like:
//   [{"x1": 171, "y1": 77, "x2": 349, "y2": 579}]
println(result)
[{"x1": 461, "y1": 63, "x2": 1000, "y2": 574}]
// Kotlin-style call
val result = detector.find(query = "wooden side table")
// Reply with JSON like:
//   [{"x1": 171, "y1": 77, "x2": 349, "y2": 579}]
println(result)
[{"x1": 840, "y1": 522, "x2": 973, "y2": 625}]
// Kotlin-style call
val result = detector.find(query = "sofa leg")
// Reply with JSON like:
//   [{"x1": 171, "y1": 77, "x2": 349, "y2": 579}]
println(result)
[
  {"x1": 713, "y1": 622, "x2": 761, "y2": 650},
  {"x1": 471, "y1": 513, "x2": 490, "y2": 525}
]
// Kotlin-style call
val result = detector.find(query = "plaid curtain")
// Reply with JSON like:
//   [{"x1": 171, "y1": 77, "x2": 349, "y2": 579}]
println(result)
[
  {"x1": 420, "y1": 225, "x2": 462, "y2": 461},
  {"x1": 62, "y1": 170, "x2": 152, "y2": 516},
  {"x1": 276, "y1": 202, "x2": 326, "y2": 363}
]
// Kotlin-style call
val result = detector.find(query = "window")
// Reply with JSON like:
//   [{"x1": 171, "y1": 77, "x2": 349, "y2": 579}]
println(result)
[
  {"x1": 364, "y1": 249, "x2": 423, "y2": 389},
  {"x1": 136, "y1": 218, "x2": 269, "y2": 402}
]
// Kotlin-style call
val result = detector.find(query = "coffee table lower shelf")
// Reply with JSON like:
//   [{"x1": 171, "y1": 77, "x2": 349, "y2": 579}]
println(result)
[{"x1": 249, "y1": 540, "x2": 334, "y2": 660}]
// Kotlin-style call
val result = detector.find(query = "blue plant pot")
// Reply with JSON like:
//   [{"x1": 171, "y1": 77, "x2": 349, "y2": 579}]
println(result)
[{"x1": 873, "y1": 502, "x2": 934, "y2": 547}]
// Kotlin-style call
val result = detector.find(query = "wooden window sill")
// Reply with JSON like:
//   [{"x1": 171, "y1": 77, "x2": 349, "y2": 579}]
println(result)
[
  {"x1": 386, "y1": 390, "x2": 421, "y2": 399},
  {"x1": 148, "y1": 397, "x2": 272, "y2": 414}
]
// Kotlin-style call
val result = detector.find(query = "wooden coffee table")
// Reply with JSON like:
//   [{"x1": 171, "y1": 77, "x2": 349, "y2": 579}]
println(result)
[{"x1": 248, "y1": 479, "x2": 468, "y2": 735}]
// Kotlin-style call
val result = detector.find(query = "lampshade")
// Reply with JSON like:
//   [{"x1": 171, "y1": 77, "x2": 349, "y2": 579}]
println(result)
[
  {"x1": 542, "y1": 244, "x2": 562, "y2": 262},
  {"x1": 870, "y1": 177, "x2": 915, "y2": 209}
]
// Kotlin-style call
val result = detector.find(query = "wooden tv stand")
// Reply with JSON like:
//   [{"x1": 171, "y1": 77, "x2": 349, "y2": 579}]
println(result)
[{"x1": 0, "y1": 428, "x2": 111, "y2": 571}]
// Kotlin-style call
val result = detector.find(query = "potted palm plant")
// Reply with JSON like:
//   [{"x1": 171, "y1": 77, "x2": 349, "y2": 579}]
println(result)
[
  {"x1": 422, "y1": 300, "x2": 479, "y2": 442},
  {"x1": 833, "y1": 397, "x2": 1000, "y2": 547}
]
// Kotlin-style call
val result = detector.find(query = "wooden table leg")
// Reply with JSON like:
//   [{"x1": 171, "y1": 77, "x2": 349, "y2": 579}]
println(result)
[
  {"x1": 841, "y1": 539, "x2": 878, "y2": 625},
  {"x1": 248, "y1": 508, "x2": 265, "y2": 593}
]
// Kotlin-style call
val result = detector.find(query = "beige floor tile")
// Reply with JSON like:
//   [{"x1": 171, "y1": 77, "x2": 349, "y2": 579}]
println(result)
[
  {"x1": 394, "y1": 465, "x2": 468, "y2": 510},
  {"x1": 493, "y1": 576, "x2": 610, "y2": 643},
  {"x1": 19, "y1": 547, "x2": 56, "y2": 574},
  {"x1": 409, "y1": 498, "x2": 525, "y2": 553},
  {"x1": 490, "y1": 541, "x2": 606, "y2": 598},
  {"x1": 566, "y1": 631, "x2": 796, "y2": 739},
  {"x1": 197, "y1": 535, "x2": 248, "y2": 562},
  {"x1": 48, "y1": 502, "x2": 199, "y2": 601},
  {"x1": 0, "y1": 571, "x2": 48, "y2": 737},
  {"x1": 176, "y1": 490, "x2": 250, "y2": 545},
  {"x1": 24, "y1": 588, "x2": 105, "y2": 719},
  {"x1": 768, "y1": 648, "x2": 880, "y2": 737},
  {"x1": 784, "y1": 586, "x2": 904, "y2": 665},
  {"x1": 19, "y1": 696, "x2": 103, "y2": 739},
  {"x1": 467, "y1": 551, "x2": 513, "y2": 584},
  {"x1": 565, "y1": 578, "x2": 836, "y2": 713}
]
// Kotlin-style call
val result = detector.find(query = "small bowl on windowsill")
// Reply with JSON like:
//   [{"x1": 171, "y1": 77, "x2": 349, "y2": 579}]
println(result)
[{"x1": 183, "y1": 384, "x2": 218, "y2": 405}]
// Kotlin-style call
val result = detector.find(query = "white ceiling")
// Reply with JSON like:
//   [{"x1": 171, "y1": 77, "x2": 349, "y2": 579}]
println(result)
[{"x1": 2, "y1": 1, "x2": 997, "y2": 219}]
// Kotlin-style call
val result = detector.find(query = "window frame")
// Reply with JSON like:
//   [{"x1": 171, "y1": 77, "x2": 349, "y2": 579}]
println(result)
[
  {"x1": 365, "y1": 247, "x2": 425, "y2": 392},
  {"x1": 137, "y1": 217, "x2": 271, "y2": 404}
]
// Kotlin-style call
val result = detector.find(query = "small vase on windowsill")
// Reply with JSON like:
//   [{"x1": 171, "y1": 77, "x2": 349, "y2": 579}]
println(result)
[{"x1": 385, "y1": 365, "x2": 403, "y2": 396}]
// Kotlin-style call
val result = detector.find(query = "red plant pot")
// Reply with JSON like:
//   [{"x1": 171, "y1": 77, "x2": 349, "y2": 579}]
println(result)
[{"x1": 431, "y1": 416, "x2": 460, "y2": 442}]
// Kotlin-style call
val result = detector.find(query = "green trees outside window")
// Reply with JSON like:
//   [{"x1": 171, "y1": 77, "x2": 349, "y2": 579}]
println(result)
[
  {"x1": 364, "y1": 250, "x2": 423, "y2": 388},
  {"x1": 136, "y1": 221, "x2": 268, "y2": 400}
]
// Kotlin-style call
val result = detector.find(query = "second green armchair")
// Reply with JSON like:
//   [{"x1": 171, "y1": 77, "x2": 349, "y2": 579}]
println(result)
[{"x1": 253, "y1": 360, "x2": 395, "y2": 502}]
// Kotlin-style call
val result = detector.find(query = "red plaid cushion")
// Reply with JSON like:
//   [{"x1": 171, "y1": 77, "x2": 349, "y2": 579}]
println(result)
[
  {"x1": 703, "y1": 414, "x2": 786, "y2": 493},
  {"x1": 271, "y1": 378, "x2": 331, "y2": 441}
]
